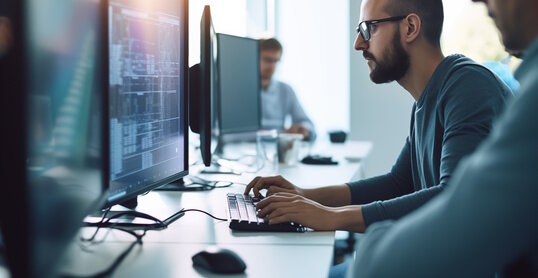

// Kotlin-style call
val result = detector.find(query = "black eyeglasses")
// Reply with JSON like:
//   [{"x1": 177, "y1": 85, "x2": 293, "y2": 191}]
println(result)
[{"x1": 356, "y1": 15, "x2": 407, "y2": 42}]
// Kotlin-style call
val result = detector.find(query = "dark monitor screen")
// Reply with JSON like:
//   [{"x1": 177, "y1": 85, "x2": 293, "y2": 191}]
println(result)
[
  {"x1": 0, "y1": 0, "x2": 107, "y2": 277},
  {"x1": 107, "y1": 0, "x2": 188, "y2": 206},
  {"x1": 189, "y1": 5, "x2": 218, "y2": 166},
  {"x1": 216, "y1": 34, "x2": 261, "y2": 135}
]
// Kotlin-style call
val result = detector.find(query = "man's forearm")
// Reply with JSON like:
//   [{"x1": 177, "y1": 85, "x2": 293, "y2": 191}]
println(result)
[
  {"x1": 330, "y1": 205, "x2": 366, "y2": 232},
  {"x1": 303, "y1": 184, "x2": 351, "y2": 207}
]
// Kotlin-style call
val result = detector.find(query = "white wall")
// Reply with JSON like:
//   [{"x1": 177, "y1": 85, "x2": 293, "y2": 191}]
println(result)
[
  {"x1": 349, "y1": 0, "x2": 414, "y2": 177},
  {"x1": 274, "y1": 0, "x2": 350, "y2": 140},
  {"x1": 274, "y1": 0, "x2": 410, "y2": 178},
  {"x1": 189, "y1": 0, "x2": 250, "y2": 67}
]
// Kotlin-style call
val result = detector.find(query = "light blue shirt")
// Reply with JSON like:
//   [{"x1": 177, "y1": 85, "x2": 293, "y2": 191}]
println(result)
[
  {"x1": 261, "y1": 79, "x2": 316, "y2": 141},
  {"x1": 349, "y1": 37, "x2": 538, "y2": 278}
]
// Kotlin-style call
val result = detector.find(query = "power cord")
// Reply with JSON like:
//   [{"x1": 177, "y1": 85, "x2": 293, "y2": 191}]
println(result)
[
  {"x1": 85, "y1": 228, "x2": 146, "y2": 278},
  {"x1": 85, "y1": 210, "x2": 168, "y2": 230},
  {"x1": 63, "y1": 227, "x2": 147, "y2": 278},
  {"x1": 182, "y1": 208, "x2": 227, "y2": 221},
  {"x1": 69, "y1": 209, "x2": 227, "y2": 277}
]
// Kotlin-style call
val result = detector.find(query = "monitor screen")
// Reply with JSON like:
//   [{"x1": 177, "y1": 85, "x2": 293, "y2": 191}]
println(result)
[
  {"x1": 0, "y1": 0, "x2": 107, "y2": 277},
  {"x1": 217, "y1": 34, "x2": 261, "y2": 135},
  {"x1": 107, "y1": 0, "x2": 188, "y2": 206}
]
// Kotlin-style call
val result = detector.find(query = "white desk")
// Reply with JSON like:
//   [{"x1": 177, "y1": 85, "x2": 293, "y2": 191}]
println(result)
[
  {"x1": 59, "y1": 140, "x2": 372, "y2": 278},
  {"x1": 61, "y1": 242, "x2": 334, "y2": 278}
]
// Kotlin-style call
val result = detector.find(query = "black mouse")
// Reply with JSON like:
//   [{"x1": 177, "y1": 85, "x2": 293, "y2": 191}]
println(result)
[{"x1": 192, "y1": 247, "x2": 246, "y2": 274}]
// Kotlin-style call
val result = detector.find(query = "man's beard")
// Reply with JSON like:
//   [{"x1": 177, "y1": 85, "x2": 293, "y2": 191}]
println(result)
[{"x1": 366, "y1": 28, "x2": 410, "y2": 84}]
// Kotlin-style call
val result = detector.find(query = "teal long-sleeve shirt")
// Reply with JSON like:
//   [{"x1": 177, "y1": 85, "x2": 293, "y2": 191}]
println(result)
[
  {"x1": 347, "y1": 54, "x2": 512, "y2": 227},
  {"x1": 349, "y1": 37, "x2": 538, "y2": 278}
]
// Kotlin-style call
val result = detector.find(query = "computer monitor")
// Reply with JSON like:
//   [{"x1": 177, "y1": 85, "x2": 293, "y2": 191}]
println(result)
[
  {"x1": 189, "y1": 5, "x2": 219, "y2": 167},
  {"x1": 216, "y1": 34, "x2": 261, "y2": 136},
  {"x1": 0, "y1": 0, "x2": 107, "y2": 277},
  {"x1": 106, "y1": 0, "x2": 189, "y2": 208}
]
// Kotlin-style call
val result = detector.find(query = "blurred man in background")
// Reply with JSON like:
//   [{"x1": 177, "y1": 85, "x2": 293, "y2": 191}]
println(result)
[{"x1": 259, "y1": 38, "x2": 316, "y2": 141}]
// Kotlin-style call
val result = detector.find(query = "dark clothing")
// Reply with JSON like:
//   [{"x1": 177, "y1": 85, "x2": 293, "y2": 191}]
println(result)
[
  {"x1": 350, "y1": 37, "x2": 538, "y2": 278},
  {"x1": 348, "y1": 55, "x2": 512, "y2": 226}
]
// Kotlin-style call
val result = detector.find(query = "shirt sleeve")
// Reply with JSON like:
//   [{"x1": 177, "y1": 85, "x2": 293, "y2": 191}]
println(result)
[
  {"x1": 359, "y1": 65, "x2": 510, "y2": 226},
  {"x1": 285, "y1": 85, "x2": 317, "y2": 141},
  {"x1": 347, "y1": 139, "x2": 415, "y2": 205},
  {"x1": 348, "y1": 88, "x2": 538, "y2": 277}
]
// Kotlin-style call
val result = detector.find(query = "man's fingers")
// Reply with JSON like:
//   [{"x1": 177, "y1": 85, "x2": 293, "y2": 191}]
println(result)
[
  {"x1": 246, "y1": 175, "x2": 291, "y2": 196},
  {"x1": 257, "y1": 192, "x2": 297, "y2": 206},
  {"x1": 244, "y1": 176, "x2": 261, "y2": 195},
  {"x1": 267, "y1": 212, "x2": 301, "y2": 225},
  {"x1": 257, "y1": 200, "x2": 285, "y2": 217},
  {"x1": 256, "y1": 193, "x2": 300, "y2": 215},
  {"x1": 266, "y1": 185, "x2": 296, "y2": 196}
]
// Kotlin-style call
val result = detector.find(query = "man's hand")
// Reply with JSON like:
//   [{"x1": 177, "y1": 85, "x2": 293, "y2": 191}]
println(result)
[
  {"x1": 282, "y1": 124, "x2": 309, "y2": 140},
  {"x1": 255, "y1": 192, "x2": 338, "y2": 231},
  {"x1": 244, "y1": 175, "x2": 304, "y2": 197}
]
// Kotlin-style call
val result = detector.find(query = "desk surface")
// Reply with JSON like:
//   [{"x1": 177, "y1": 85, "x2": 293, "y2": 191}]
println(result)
[{"x1": 58, "y1": 140, "x2": 372, "y2": 278}]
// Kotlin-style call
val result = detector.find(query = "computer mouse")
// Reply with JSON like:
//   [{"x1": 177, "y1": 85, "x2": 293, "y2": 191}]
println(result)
[{"x1": 192, "y1": 246, "x2": 247, "y2": 274}]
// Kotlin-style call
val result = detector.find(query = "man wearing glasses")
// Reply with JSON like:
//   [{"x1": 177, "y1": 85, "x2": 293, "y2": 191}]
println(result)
[
  {"x1": 258, "y1": 38, "x2": 316, "y2": 141},
  {"x1": 245, "y1": 0, "x2": 511, "y2": 236},
  {"x1": 348, "y1": 0, "x2": 538, "y2": 276}
]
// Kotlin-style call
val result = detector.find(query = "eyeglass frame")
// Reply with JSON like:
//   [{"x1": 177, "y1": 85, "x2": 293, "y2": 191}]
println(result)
[{"x1": 356, "y1": 15, "x2": 408, "y2": 42}]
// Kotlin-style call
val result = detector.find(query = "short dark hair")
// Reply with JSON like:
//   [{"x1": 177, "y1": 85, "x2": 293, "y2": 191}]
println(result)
[
  {"x1": 259, "y1": 38, "x2": 283, "y2": 53},
  {"x1": 384, "y1": 0, "x2": 444, "y2": 47}
]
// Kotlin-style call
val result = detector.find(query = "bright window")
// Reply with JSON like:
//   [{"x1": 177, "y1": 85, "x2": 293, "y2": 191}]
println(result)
[{"x1": 442, "y1": 0, "x2": 520, "y2": 70}]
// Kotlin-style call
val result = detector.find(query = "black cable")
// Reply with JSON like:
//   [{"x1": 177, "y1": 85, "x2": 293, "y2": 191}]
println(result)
[
  {"x1": 104, "y1": 210, "x2": 166, "y2": 227},
  {"x1": 182, "y1": 208, "x2": 228, "y2": 221},
  {"x1": 63, "y1": 227, "x2": 147, "y2": 278},
  {"x1": 85, "y1": 210, "x2": 167, "y2": 230},
  {"x1": 67, "y1": 209, "x2": 225, "y2": 277},
  {"x1": 187, "y1": 175, "x2": 233, "y2": 189},
  {"x1": 85, "y1": 228, "x2": 146, "y2": 278},
  {"x1": 80, "y1": 207, "x2": 112, "y2": 243}
]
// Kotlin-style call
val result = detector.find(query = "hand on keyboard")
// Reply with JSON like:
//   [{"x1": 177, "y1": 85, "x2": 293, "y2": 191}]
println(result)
[
  {"x1": 250, "y1": 193, "x2": 265, "y2": 203},
  {"x1": 244, "y1": 175, "x2": 305, "y2": 197},
  {"x1": 255, "y1": 192, "x2": 339, "y2": 231},
  {"x1": 227, "y1": 193, "x2": 305, "y2": 232}
]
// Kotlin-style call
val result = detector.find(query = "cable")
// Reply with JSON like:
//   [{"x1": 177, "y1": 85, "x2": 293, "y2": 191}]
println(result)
[
  {"x1": 85, "y1": 210, "x2": 167, "y2": 230},
  {"x1": 231, "y1": 182, "x2": 248, "y2": 187},
  {"x1": 63, "y1": 227, "x2": 147, "y2": 278},
  {"x1": 85, "y1": 228, "x2": 146, "y2": 278},
  {"x1": 187, "y1": 175, "x2": 233, "y2": 189},
  {"x1": 68, "y1": 209, "x2": 225, "y2": 277},
  {"x1": 80, "y1": 207, "x2": 112, "y2": 243},
  {"x1": 182, "y1": 208, "x2": 227, "y2": 221}
]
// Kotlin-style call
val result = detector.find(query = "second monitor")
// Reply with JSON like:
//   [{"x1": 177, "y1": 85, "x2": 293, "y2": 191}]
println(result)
[{"x1": 216, "y1": 34, "x2": 261, "y2": 136}]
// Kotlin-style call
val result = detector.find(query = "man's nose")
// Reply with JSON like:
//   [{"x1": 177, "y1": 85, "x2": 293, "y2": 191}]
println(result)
[{"x1": 354, "y1": 33, "x2": 368, "y2": 51}]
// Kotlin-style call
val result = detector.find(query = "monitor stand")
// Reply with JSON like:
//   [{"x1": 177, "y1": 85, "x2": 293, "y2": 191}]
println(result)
[
  {"x1": 119, "y1": 197, "x2": 138, "y2": 209},
  {"x1": 200, "y1": 135, "x2": 242, "y2": 175},
  {"x1": 155, "y1": 178, "x2": 212, "y2": 191},
  {"x1": 200, "y1": 136, "x2": 241, "y2": 175},
  {"x1": 200, "y1": 162, "x2": 240, "y2": 175}
]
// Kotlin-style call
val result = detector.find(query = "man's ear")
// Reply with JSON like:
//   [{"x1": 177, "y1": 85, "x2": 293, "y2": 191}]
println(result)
[{"x1": 402, "y1": 13, "x2": 421, "y2": 43}]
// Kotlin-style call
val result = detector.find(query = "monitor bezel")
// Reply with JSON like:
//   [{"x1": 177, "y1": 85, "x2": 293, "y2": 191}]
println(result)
[{"x1": 188, "y1": 5, "x2": 217, "y2": 167}]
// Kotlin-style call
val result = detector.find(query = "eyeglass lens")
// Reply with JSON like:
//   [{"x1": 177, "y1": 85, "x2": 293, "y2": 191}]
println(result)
[{"x1": 358, "y1": 22, "x2": 370, "y2": 41}]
